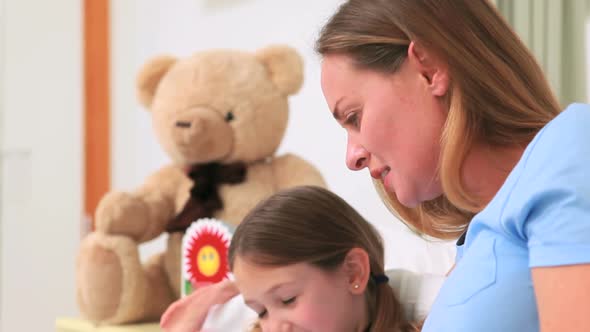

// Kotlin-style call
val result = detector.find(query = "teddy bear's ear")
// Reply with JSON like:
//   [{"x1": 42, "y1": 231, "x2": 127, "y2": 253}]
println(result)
[
  {"x1": 255, "y1": 45, "x2": 304, "y2": 96},
  {"x1": 136, "y1": 55, "x2": 177, "y2": 108}
]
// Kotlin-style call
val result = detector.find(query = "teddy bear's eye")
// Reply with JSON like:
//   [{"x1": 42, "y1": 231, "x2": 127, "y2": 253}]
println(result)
[{"x1": 225, "y1": 111, "x2": 235, "y2": 122}]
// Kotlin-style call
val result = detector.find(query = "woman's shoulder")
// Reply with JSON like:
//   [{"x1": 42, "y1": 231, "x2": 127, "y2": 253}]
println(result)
[
  {"x1": 492, "y1": 103, "x2": 590, "y2": 267},
  {"x1": 518, "y1": 103, "x2": 590, "y2": 175},
  {"x1": 537, "y1": 103, "x2": 590, "y2": 145},
  {"x1": 492, "y1": 103, "x2": 590, "y2": 246}
]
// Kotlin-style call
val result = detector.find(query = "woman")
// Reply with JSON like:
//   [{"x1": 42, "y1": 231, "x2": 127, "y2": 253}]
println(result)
[{"x1": 316, "y1": 0, "x2": 590, "y2": 331}]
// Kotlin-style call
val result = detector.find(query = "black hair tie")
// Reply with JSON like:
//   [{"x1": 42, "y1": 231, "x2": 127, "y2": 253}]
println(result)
[{"x1": 371, "y1": 274, "x2": 389, "y2": 284}]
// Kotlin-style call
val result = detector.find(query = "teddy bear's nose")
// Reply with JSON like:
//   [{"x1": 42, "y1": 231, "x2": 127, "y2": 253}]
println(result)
[{"x1": 175, "y1": 121, "x2": 192, "y2": 128}]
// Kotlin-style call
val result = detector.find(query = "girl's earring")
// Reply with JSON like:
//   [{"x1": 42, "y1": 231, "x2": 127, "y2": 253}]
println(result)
[{"x1": 353, "y1": 284, "x2": 360, "y2": 289}]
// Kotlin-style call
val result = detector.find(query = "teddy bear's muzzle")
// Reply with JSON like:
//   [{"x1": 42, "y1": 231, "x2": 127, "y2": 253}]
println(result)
[{"x1": 165, "y1": 112, "x2": 234, "y2": 164}]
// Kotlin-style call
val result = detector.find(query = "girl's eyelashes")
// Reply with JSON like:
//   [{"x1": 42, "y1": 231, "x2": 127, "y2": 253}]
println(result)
[
  {"x1": 255, "y1": 296, "x2": 297, "y2": 319},
  {"x1": 257, "y1": 309, "x2": 268, "y2": 319},
  {"x1": 282, "y1": 296, "x2": 297, "y2": 305}
]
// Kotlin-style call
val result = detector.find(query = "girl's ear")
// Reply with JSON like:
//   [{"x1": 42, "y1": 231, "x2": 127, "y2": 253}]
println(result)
[{"x1": 343, "y1": 248, "x2": 371, "y2": 294}]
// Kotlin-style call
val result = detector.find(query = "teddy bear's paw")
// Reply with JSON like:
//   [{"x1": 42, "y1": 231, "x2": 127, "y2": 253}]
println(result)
[
  {"x1": 95, "y1": 191, "x2": 151, "y2": 240},
  {"x1": 76, "y1": 233, "x2": 148, "y2": 323}
]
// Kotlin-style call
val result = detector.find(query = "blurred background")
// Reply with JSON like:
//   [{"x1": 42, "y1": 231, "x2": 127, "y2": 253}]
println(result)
[{"x1": 0, "y1": 0, "x2": 588, "y2": 330}]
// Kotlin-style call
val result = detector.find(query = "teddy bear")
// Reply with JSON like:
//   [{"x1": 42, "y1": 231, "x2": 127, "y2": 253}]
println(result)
[{"x1": 76, "y1": 44, "x2": 326, "y2": 324}]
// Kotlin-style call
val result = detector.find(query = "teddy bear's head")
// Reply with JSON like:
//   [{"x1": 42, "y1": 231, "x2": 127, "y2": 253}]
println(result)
[{"x1": 135, "y1": 45, "x2": 303, "y2": 166}]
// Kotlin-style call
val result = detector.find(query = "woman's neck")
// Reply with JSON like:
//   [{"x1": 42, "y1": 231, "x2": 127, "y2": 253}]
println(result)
[{"x1": 462, "y1": 143, "x2": 525, "y2": 206}]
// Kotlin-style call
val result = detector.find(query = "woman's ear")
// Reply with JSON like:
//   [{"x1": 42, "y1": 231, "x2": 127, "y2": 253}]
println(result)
[
  {"x1": 407, "y1": 41, "x2": 450, "y2": 97},
  {"x1": 343, "y1": 248, "x2": 371, "y2": 294}
]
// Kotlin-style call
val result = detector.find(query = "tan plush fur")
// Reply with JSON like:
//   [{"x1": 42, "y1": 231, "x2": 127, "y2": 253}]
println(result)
[{"x1": 76, "y1": 45, "x2": 326, "y2": 324}]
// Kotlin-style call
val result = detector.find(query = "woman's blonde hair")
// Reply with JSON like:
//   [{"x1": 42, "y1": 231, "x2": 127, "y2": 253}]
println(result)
[
  {"x1": 316, "y1": 0, "x2": 561, "y2": 239},
  {"x1": 229, "y1": 186, "x2": 419, "y2": 332}
]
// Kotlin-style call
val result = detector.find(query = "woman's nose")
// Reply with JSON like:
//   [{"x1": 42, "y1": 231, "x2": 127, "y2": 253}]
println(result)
[{"x1": 346, "y1": 138, "x2": 369, "y2": 171}]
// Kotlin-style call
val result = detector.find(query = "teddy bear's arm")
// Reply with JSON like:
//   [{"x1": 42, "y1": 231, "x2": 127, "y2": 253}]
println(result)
[
  {"x1": 95, "y1": 165, "x2": 185, "y2": 242},
  {"x1": 271, "y1": 154, "x2": 326, "y2": 190}
]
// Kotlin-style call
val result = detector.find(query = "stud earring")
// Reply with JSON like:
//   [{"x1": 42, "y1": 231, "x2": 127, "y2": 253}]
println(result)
[{"x1": 353, "y1": 284, "x2": 360, "y2": 289}]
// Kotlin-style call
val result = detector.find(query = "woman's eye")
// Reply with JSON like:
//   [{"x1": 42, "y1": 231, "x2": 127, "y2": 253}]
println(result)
[
  {"x1": 344, "y1": 112, "x2": 360, "y2": 128},
  {"x1": 225, "y1": 111, "x2": 235, "y2": 122},
  {"x1": 257, "y1": 309, "x2": 268, "y2": 319},
  {"x1": 282, "y1": 297, "x2": 296, "y2": 305}
]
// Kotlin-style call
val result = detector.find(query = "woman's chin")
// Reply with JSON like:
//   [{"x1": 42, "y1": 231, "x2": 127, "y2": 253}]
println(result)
[
  {"x1": 384, "y1": 181, "x2": 418, "y2": 208},
  {"x1": 397, "y1": 194, "x2": 419, "y2": 208}
]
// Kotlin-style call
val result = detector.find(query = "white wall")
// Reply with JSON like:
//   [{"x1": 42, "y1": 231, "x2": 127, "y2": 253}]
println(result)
[
  {"x1": 0, "y1": 0, "x2": 82, "y2": 330},
  {"x1": 111, "y1": 0, "x2": 455, "y2": 275}
]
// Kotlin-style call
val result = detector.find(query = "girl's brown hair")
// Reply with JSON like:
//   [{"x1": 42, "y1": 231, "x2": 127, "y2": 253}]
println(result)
[
  {"x1": 316, "y1": 0, "x2": 561, "y2": 239},
  {"x1": 229, "y1": 185, "x2": 418, "y2": 332}
]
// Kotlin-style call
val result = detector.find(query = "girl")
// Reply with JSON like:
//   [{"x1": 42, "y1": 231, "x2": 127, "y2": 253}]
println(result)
[
  {"x1": 161, "y1": 185, "x2": 444, "y2": 331},
  {"x1": 228, "y1": 185, "x2": 420, "y2": 332}
]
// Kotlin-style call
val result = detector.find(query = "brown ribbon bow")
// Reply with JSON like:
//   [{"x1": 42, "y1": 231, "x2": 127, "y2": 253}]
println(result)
[{"x1": 166, "y1": 162, "x2": 247, "y2": 233}]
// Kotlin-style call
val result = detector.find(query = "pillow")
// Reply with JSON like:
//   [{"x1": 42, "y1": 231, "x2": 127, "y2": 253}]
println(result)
[{"x1": 386, "y1": 269, "x2": 446, "y2": 321}]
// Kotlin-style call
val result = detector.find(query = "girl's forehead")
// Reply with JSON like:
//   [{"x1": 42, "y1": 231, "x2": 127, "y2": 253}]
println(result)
[
  {"x1": 234, "y1": 261, "x2": 309, "y2": 297},
  {"x1": 233, "y1": 259, "x2": 335, "y2": 291},
  {"x1": 234, "y1": 259, "x2": 312, "y2": 277}
]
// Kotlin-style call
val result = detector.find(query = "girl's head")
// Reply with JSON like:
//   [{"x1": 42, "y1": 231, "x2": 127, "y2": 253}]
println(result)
[
  {"x1": 229, "y1": 186, "x2": 414, "y2": 332},
  {"x1": 316, "y1": 0, "x2": 560, "y2": 239}
]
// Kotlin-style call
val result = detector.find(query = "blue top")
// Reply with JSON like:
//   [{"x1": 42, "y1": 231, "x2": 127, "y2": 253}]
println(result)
[{"x1": 422, "y1": 103, "x2": 590, "y2": 332}]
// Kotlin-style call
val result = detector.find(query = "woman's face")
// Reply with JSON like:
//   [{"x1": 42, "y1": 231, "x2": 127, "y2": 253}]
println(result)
[
  {"x1": 320, "y1": 46, "x2": 449, "y2": 207},
  {"x1": 233, "y1": 259, "x2": 363, "y2": 332}
]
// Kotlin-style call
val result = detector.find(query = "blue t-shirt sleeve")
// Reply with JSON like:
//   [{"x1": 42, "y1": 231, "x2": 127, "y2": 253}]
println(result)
[{"x1": 503, "y1": 104, "x2": 590, "y2": 268}]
